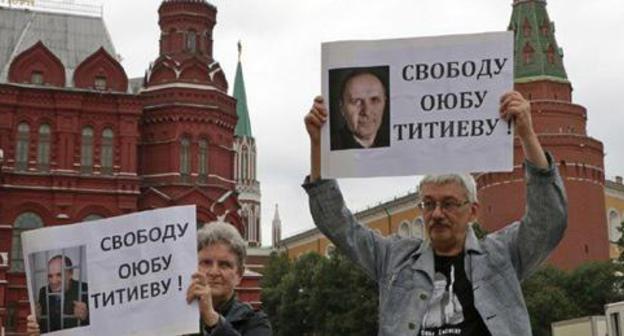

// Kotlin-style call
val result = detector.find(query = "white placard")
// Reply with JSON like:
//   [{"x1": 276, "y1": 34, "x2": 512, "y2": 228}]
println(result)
[
  {"x1": 321, "y1": 31, "x2": 514, "y2": 178},
  {"x1": 22, "y1": 206, "x2": 198, "y2": 336}
]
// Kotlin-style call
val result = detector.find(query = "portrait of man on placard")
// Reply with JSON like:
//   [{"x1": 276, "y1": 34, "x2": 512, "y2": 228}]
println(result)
[
  {"x1": 329, "y1": 66, "x2": 390, "y2": 151},
  {"x1": 28, "y1": 246, "x2": 89, "y2": 334}
]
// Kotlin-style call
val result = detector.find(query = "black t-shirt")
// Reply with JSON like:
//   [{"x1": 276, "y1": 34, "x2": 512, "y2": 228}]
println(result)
[{"x1": 419, "y1": 252, "x2": 491, "y2": 336}]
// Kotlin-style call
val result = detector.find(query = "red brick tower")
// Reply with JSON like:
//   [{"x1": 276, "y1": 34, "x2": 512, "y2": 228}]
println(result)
[
  {"x1": 476, "y1": 0, "x2": 608, "y2": 269},
  {"x1": 138, "y1": 0, "x2": 242, "y2": 230}
]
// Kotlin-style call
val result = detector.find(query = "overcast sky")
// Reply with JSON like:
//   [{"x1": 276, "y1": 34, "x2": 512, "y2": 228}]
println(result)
[{"x1": 101, "y1": 0, "x2": 624, "y2": 246}]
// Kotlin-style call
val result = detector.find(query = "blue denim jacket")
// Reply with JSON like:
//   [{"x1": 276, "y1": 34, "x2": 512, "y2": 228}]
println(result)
[{"x1": 303, "y1": 155, "x2": 567, "y2": 336}]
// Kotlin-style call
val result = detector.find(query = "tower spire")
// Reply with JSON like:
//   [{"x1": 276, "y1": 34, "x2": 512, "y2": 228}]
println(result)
[
  {"x1": 233, "y1": 41, "x2": 253, "y2": 137},
  {"x1": 272, "y1": 204, "x2": 282, "y2": 248},
  {"x1": 238, "y1": 40, "x2": 242, "y2": 63},
  {"x1": 509, "y1": 0, "x2": 568, "y2": 83}
]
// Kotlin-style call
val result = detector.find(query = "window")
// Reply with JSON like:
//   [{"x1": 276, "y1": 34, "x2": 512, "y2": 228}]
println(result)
[
  {"x1": 609, "y1": 210, "x2": 622, "y2": 242},
  {"x1": 186, "y1": 30, "x2": 197, "y2": 52},
  {"x1": 16, "y1": 122, "x2": 30, "y2": 171},
  {"x1": 522, "y1": 18, "x2": 531, "y2": 37},
  {"x1": 523, "y1": 42, "x2": 535, "y2": 65},
  {"x1": 325, "y1": 244, "x2": 336, "y2": 258},
  {"x1": 412, "y1": 218, "x2": 424, "y2": 239},
  {"x1": 37, "y1": 124, "x2": 51, "y2": 171},
  {"x1": 241, "y1": 146, "x2": 248, "y2": 181},
  {"x1": 31, "y1": 71, "x2": 43, "y2": 85},
  {"x1": 81, "y1": 127, "x2": 94, "y2": 174},
  {"x1": 11, "y1": 212, "x2": 44, "y2": 271},
  {"x1": 398, "y1": 221, "x2": 410, "y2": 238},
  {"x1": 95, "y1": 76, "x2": 107, "y2": 91},
  {"x1": 6, "y1": 301, "x2": 17, "y2": 331},
  {"x1": 83, "y1": 214, "x2": 104, "y2": 222},
  {"x1": 198, "y1": 139, "x2": 208, "y2": 182},
  {"x1": 101, "y1": 128, "x2": 114, "y2": 175},
  {"x1": 180, "y1": 137, "x2": 190, "y2": 181}
]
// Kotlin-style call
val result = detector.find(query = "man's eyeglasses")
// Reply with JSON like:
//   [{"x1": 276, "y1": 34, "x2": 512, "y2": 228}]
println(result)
[{"x1": 417, "y1": 199, "x2": 470, "y2": 213}]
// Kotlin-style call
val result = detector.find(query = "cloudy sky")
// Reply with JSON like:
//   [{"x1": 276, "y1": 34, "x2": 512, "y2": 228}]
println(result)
[{"x1": 99, "y1": 0, "x2": 623, "y2": 245}]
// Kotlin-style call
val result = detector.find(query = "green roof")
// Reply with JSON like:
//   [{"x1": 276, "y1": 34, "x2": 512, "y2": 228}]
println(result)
[
  {"x1": 508, "y1": 0, "x2": 568, "y2": 83},
  {"x1": 233, "y1": 60, "x2": 253, "y2": 138}
]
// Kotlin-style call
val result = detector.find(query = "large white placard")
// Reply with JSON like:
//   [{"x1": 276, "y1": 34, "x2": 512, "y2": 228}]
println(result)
[
  {"x1": 321, "y1": 31, "x2": 514, "y2": 178},
  {"x1": 22, "y1": 206, "x2": 198, "y2": 336}
]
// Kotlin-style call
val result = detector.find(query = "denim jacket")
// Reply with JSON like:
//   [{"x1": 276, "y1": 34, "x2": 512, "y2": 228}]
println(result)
[{"x1": 303, "y1": 155, "x2": 567, "y2": 336}]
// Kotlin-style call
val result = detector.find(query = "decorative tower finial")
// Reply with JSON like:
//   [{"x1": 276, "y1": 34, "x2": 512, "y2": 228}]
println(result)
[
  {"x1": 238, "y1": 40, "x2": 242, "y2": 62},
  {"x1": 272, "y1": 204, "x2": 282, "y2": 248}
]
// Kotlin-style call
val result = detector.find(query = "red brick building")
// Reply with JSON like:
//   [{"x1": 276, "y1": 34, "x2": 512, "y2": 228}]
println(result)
[
  {"x1": 476, "y1": 0, "x2": 608, "y2": 269},
  {"x1": 0, "y1": 0, "x2": 260, "y2": 333}
]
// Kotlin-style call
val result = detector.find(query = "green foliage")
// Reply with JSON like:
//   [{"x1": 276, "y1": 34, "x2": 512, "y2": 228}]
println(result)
[
  {"x1": 523, "y1": 261, "x2": 624, "y2": 336},
  {"x1": 616, "y1": 220, "x2": 624, "y2": 263},
  {"x1": 262, "y1": 246, "x2": 624, "y2": 335},
  {"x1": 261, "y1": 251, "x2": 378, "y2": 336},
  {"x1": 522, "y1": 266, "x2": 581, "y2": 336},
  {"x1": 566, "y1": 261, "x2": 624, "y2": 315}
]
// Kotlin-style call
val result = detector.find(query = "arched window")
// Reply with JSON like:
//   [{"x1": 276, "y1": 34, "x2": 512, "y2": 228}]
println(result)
[
  {"x1": 186, "y1": 30, "x2": 197, "y2": 52},
  {"x1": 241, "y1": 146, "x2": 248, "y2": 181},
  {"x1": 37, "y1": 124, "x2": 51, "y2": 171},
  {"x1": 81, "y1": 127, "x2": 94, "y2": 174},
  {"x1": 101, "y1": 128, "x2": 114, "y2": 175},
  {"x1": 412, "y1": 218, "x2": 424, "y2": 239},
  {"x1": 198, "y1": 139, "x2": 208, "y2": 181},
  {"x1": 398, "y1": 221, "x2": 410, "y2": 238},
  {"x1": 83, "y1": 214, "x2": 104, "y2": 222},
  {"x1": 11, "y1": 212, "x2": 44, "y2": 271},
  {"x1": 180, "y1": 137, "x2": 190, "y2": 181},
  {"x1": 609, "y1": 210, "x2": 622, "y2": 242},
  {"x1": 94, "y1": 76, "x2": 107, "y2": 91},
  {"x1": 325, "y1": 244, "x2": 336, "y2": 258},
  {"x1": 16, "y1": 122, "x2": 30, "y2": 171}
]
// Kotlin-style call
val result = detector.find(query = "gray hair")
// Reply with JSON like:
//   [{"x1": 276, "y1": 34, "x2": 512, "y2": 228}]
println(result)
[
  {"x1": 197, "y1": 221, "x2": 246, "y2": 273},
  {"x1": 418, "y1": 174, "x2": 478, "y2": 203}
]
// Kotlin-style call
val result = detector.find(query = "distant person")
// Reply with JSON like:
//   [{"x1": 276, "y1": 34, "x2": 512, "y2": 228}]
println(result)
[
  {"x1": 31, "y1": 255, "x2": 89, "y2": 333},
  {"x1": 185, "y1": 221, "x2": 272, "y2": 335},
  {"x1": 304, "y1": 91, "x2": 567, "y2": 335},
  {"x1": 331, "y1": 68, "x2": 390, "y2": 150}
]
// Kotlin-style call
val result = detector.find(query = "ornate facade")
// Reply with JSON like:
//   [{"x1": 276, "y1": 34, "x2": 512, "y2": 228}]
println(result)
[{"x1": 0, "y1": 0, "x2": 261, "y2": 332}]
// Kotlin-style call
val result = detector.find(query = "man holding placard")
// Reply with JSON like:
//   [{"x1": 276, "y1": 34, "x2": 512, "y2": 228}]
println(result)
[{"x1": 303, "y1": 90, "x2": 567, "y2": 335}]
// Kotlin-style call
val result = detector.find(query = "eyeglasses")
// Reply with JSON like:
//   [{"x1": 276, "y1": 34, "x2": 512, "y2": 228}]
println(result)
[{"x1": 417, "y1": 199, "x2": 470, "y2": 213}]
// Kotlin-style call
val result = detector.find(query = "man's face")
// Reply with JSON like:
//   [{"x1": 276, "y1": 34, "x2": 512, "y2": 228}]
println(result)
[
  {"x1": 420, "y1": 182, "x2": 478, "y2": 254},
  {"x1": 47, "y1": 258, "x2": 72, "y2": 293},
  {"x1": 340, "y1": 73, "x2": 386, "y2": 144},
  {"x1": 198, "y1": 242, "x2": 242, "y2": 304}
]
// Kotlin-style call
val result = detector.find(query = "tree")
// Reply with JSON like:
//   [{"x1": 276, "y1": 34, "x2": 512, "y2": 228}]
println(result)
[
  {"x1": 522, "y1": 266, "x2": 581, "y2": 336},
  {"x1": 615, "y1": 220, "x2": 624, "y2": 262},
  {"x1": 261, "y1": 251, "x2": 378, "y2": 336},
  {"x1": 522, "y1": 261, "x2": 624, "y2": 336},
  {"x1": 260, "y1": 251, "x2": 291, "y2": 331},
  {"x1": 565, "y1": 261, "x2": 624, "y2": 315}
]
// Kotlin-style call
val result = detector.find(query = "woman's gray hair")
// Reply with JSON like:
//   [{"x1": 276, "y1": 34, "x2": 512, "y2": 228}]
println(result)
[
  {"x1": 418, "y1": 174, "x2": 478, "y2": 203},
  {"x1": 197, "y1": 221, "x2": 246, "y2": 273}
]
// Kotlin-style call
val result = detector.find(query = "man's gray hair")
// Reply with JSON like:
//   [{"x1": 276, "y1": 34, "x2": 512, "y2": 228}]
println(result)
[
  {"x1": 197, "y1": 221, "x2": 246, "y2": 273},
  {"x1": 418, "y1": 174, "x2": 478, "y2": 203}
]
